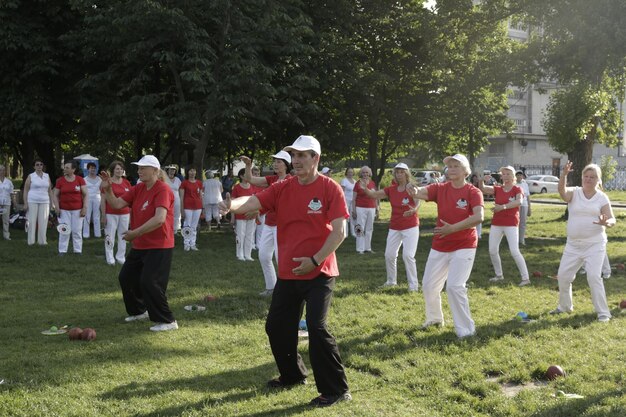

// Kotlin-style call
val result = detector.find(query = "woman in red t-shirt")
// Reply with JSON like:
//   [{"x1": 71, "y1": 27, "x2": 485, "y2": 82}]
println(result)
[
  {"x1": 179, "y1": 167, "x2": 203, "y2": 251},
  {"x1": 480, "y1": 166, "x2": 530, "y2": 286},
  {"x1": 352, "y1": 166, "x2": 378, "y2": 254},
  {"x1": 409, "y1": 154, "x2": 483, "y2": 339},
  {"x1": 101, "y1": 160, "x2": 132, "y2": 265},
  {"x1": 231, "y1": 168, "x2": 257, "y2": 261},
  {"x1": 240, "y1": 151, "x2": 291, "y2": 296},
  {"x1": 359, "y1": 163, "x2": 421, "y2": 291},
  {"x1": 53, "y1": 160, "x2": 87, "y2": 255}
]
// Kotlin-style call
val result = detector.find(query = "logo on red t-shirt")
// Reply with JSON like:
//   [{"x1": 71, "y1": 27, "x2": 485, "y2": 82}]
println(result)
[
  {"x1": 456, "y1": 198, "x2": 468, "y2": 209},
  {"x1": 141, "y1": 200, "x2": 149, "y2": 211},
  {"x1": 74, "y1": 185, "x2": 80, "y2": 191},
  {"x1": 402, "y1": 197, "x2": 410, "y2": 206},
  {"x1": 308, "y1": 197, "x2": 322, "y2": 213}
]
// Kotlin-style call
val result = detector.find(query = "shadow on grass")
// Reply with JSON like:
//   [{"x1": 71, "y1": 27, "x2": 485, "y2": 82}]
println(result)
[{"x1": 530, "y1": 388, "x2": 625, "y2": 417}]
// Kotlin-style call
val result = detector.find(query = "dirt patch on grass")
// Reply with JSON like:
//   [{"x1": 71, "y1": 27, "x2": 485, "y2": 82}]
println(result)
[{"x1": 486, "y1": 377, "x2": 547, "y2": 398}]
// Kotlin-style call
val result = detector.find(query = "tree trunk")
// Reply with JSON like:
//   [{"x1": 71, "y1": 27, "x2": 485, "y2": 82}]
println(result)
[{"x1": 568, "y1": 130, "x2": 595, "y2": 187}]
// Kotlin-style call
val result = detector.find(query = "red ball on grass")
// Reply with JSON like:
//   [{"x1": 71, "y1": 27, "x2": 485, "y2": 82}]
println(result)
[
  {"x1": 81, "y1": 328, "x2": 97, "y2": 341},
  {"x1": 619, "y1": 299, "x2": 626, "y2": 309},
  {"x1": 204, "y1": 295, "x2": 217, "y2": 302},
  {"x1": 68, "y1": 327, "x2": 83, "y2": 341},
  {"x1": 532, "y1": 271, "x2": 542, "y2": 278},
  {"x1": 546, "y1": 365, "x2": 565, "y2": 380}
]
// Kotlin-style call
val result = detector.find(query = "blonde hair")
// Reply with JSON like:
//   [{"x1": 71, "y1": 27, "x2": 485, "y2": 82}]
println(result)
[
  {"x1": 582, "y1": 164, "x2": 603, "y2": 189},
  {"x1": 393, "y1": 167, "x2": 413, "y2": 184}
]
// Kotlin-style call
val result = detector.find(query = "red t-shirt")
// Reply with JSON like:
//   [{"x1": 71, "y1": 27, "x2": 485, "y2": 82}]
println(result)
[
  {"x1": 231, "y1": 183, "x2": 256, "y2": 220},
  {"x1": 354, "y1": 180, "x2": 377, "y2": 208},
  {"x1": 492, "y1": 185, "x2": 522, "y2": 227},
  {"x1": 104, "y1": 179, "x2": 132, "y2": 215},
  {"x1": 56, "y1": 176, "x2": 86, "y2": 210},
  {"x1": 121, "y1": 180, "x2": 174, "y2": 249},
  {"x1": 180, "y1": 180, "x2": 203, "y2": 210},
  {"x1": 263, "y1": 174, "x2": 290, "y2": 226},
  {"x1": 256, "y1": 175, "x2": 349, "y2": 280},
  {"x1": 426, "y1": 182, "x2": 483, "y2": 252},
  {"x1": 384, "y1": 185, "x2": 419, "y2": 230}
]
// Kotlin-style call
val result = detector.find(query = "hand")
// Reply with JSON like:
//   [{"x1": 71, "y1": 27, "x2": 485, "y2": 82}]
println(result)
[
  {"x1": 433, "y1": 220, "x2": 455, "y2": 238},
  {"x1": 492, "y1": 204, "x2": 505, "y2": 213},
  {"x1": 240, "y1": 156, "x2": 252, "y2": 167},
  {"x1": 101, "y1": 216, "x2": 107, "y2": 225},
  {"x1": 351, "y1": 211, "x2": 357, "y2": 220},
  {"x1": 403, "y1": 208, "x2": 416, "y2": 217},
  {"x1": 244, "y1": 210, "x2": 258, "y2": 220},
  {"x1": 80, "y1": 207, "x2": 86, "y2": 217},
  {"x1": 593, "y1": 214, "x2": 611, "y2": 227},
  {"x1": 562, "y1": 161, "x2": 573, "y2": 177},
  {"x1": 122, "y1": 229, "x2": 139, "y2": 242},
  {"x1": 99, "y1": 171, "x2": 112, "y2": 192},
  {"x1": 292, "y1": 257, "x2": 316, "y2": 275},
  {"x1": 218, "y1": 192, "x2": 231, "y2": 216},
  {"x1": 406, "y1": 183, "x2": 418, "y2": 198}
]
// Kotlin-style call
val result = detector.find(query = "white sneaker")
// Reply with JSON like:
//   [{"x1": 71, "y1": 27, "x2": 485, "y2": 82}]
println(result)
[
  {"x1": 421, "y1": 320, "x2": 444, "y2": 330},
  {"x1": 408, "y1": 287, "x2": 419, "y2": 292},
  {"x1": 489, "y1": 276, "x2": 504, "y2": 282},
  {"x1": 190, "y1": 246, "x2": 199, "y2": 251},
  {"x1": 381, "y1": 282, "x2": 397, "y2": 288},
  {"x1": 125, "y1": 311, "x2": 149, "y2": 322},
  {"x1": 184, "y1": 245, "x2": 190, "y2": 251},
  {"x1": 237, "y1": 256, "x2": 245, "y2": 261},
  {"x1": 259, "y1": 289, "x2": 274, "y2": 297},
  {"x1": 245, "y1": 257, "x2": 254, "y2": 261},
  {"x1": 458, "y1": 331, "x2": 476, "y2": 340},
  {"x1": 602, "y1": 274, "x2": 611, "y2": 280},
  {"x1": 150, "y1": 321, "x2": 178, "y2": 332},
  {"x1": 518, "y1": 280, "x2": 531, "y2": 287},
  {"x1": 597, "y1": 315, "x2": 611, "y2": 322}
]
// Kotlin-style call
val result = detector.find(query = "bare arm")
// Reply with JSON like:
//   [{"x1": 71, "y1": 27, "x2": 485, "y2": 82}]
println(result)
[
  {"x1": 241, "y1": 156, "x2": 269, "y2": 187},
  {"x1": 292, "y1": 216, "x2": 346, "y2": 276},
  {"x1": 99, "y1": 172, "x2": 129, "y2": 210},
  {"x1": 179, "y1": 188, "x2": 185, "y2": 219},
  {"x1": 52, "y1": 188, "x2": 61, "y2": 213},
  {"x1": 406, "y1": 184, "x2": 430, "y2": 201},
  {"x1": 220, "y1": 194, "x2": 262, "y2": 216},
  {"x1": 594, "y1": 202, "x2": 616, "y2": 228},
  {"x1": 435, "y1": 206, "x2": 484, "y2": 238},
  {"x1": 80, "y1": 185, "x2": 88, "y2": 217},
  {"x1": 559, "y1": 161, "x2": 574, "y2": 202},
  {"x1": 100, "y1": 194, "x2": 107, "y2": 224},
  {"x1": 23, "y1": 176, "x2": 31, "y2": 211},
  {"x1": 123, "y1": 206, "x2": 167, "y2": 242},
  {"x1": 360, "y1": 186, "x2": 386, "y2": 200},
  {"x1": 478, "y1": 177, "x2": 494, "y2": 195}
]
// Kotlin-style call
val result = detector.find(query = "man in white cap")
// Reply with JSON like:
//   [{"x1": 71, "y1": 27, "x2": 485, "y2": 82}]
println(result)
[
  {"x1": 100, "y1": 155, "x2": 178, "y2": 332},
  {"x1": 222, "y1": 135, "x2": 351, "y2": 407},
  {"x1": 407, "y1": 153, "x2": 483, "y2": 339}
]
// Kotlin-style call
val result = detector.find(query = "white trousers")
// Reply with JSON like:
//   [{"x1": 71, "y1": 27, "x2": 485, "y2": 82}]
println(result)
[
  {"x1": 183, "y1": 209, "x2": 201, "y2": 247},
  {"x1": 203, "y1": 203, "x2": 221, "y2": 224},
  {"x1": 83, "y1": 197, "x2": 101, "y2": 238},
  {"x1": 489, "y1": 225, "x2": 529, "y2": 280},
  {"x1": 518, "y1": 206, "x2": 528, "y2": 244},
  {"x1": 1, "y1": 204, "x2": 9, "y2": 239},
  {"x1": 27, "y1": 202, "x2": 49, "y2": 245},
  {"x1": 255, "y1": 213, "x2": 265, "y2": 249},
  {"x1": 258, "y1": 225, "x2": 278, "y2": 290},
  {"x1": 557, "y1": 240, "x2": 610, "y2": 318},
  {"x1": 422, "y1": 248, "x2": 476, "y2": 337},
  {"x1": 105, "y1": 213, "x2": 130, "y2": 264},
  {"x1": 235, "y1": 218, "x2": 256, "y2": 259},
  {"x1": 385, "y1": 227, "x2": 419, "y2": 290},
  {"x1": 173, "y1": 194, "x2": 181, "y2": 232},
  {"x1": 58, "y1": 209, "x2": 84, "y2": 253},
  {"x1": 355, "y1": 207, "x2": 375, "y2": 252}
]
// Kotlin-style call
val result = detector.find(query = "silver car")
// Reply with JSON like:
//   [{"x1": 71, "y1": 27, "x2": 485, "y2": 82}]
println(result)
[{"x1": 526, "y1": 175, "x2": 559, "y2": 194}]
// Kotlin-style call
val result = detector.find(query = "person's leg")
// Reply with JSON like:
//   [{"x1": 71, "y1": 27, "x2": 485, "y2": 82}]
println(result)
[
  {"x1": 446, "y1": 248, "x2": 477, "y2": 337},
  {"x1": 27, "y1": 204, "x2": 38, "y2": 245},
  {"x1": 355, "y1": 207, "x2": 367, "y2": 253},
  {"x1": 488, "y1": 225, "x2": 505, "y2": 279},
  {"x1": 556, "y1": 243, "x2": 584, "y2": 312},
  {"x1": 104, "y1": 214, "x2": 117, "y2": 265},
  {"x1": 140, "y1": 248, "x2": 175, "y2": 323},
  {"x1": 259, "y1": 225, "x2": 277, "y2": 290},
  {"x1": 384, "y1": 229, "x2": 402, "y2": 285},
  {"x1": 304, "y1": 277, "x2": 349, "y2": 396},
  {"x1": 71, "y1": 210, "x2": 84, "y2": 253},
  {"x1": 244, "y1": 219, "x2": 256, "y2": 259},
  {"x1": 364, "y1": 208, "x2": 375, "y2": 251},
  {"x1": 504, "y1": 226, "x2": 529, "y2": 281},
  {"x1": 116, "y1": 214, "x2": 130, "y2": 264},
  {"x1": 235, "y1": 219, "x2": 245, "y2": 259},
  {"x1": 37, "y1": 203, "x2": 49, "y2": 245},
  {"x1": 1, "y1": 204, "x2": 10, "y2": 239},
  {"x1": 92, "y1": 198, "x2": 101, "y2": 237},
  {"x1": 422, "y1": 249, "x2": 450, "y2": 325},
  {"x1": 173, "y1": 195, "x2": 181, "y2": 232},
  {"x1": 83, "y1": 199, "x2": 93, "y2": 238},
  {"x1": 518, "y1": 206, "x2": 528, "y2": 244},
  {"x1": 58, "y1": 209, "x2": 71, "y2": 253},
  {"x1": 118, "y1": 249, "x2": 147, "y2": 316},
  {"x1": 183, "y1": 209, "x2": 193, "y2": 248},
  {"x1": 601, "y1": 252, "x2": 611, "y2": 278},
  {"x1": 401, "y1": 227, "x2": 419, "y2": 290},
  {"x1": 265, "y1": 279, "x2": 308, "y2": 383},
  {"x1": 189, "y1": 209, "x2": 201, "y2": 247},
  {"x1": 583, "y1": 242, "x2": 611, "y2": 319}
]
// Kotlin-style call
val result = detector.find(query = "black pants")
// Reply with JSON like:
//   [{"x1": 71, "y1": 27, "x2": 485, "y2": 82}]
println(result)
[
  {"x1": 265, "y1": 276, "x2": 349, "y2": 396},
  {"x1": 119, "y1": 248, "x2": 175, "y2": 324}
]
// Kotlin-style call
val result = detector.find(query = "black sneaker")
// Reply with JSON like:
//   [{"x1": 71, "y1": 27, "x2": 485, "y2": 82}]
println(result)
[
  {"x1": 309, "y1": 392, "x2": 352, "y2": 407},
  {"x1": 266, "y1": 377, "x2": 307, "y2": 389}
]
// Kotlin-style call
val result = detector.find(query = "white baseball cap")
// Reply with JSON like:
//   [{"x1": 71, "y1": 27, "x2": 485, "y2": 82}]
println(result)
[
  {"x1": 131, "y1": 155, "x2": 161, "y2": 169},
  {"x1": 499, "y1": 165, "x2": 516, "y2": 175},
  {"x1": 443, "y1": 154, "x2": 470, "y2": 172},
  {"x1": 394, "y1": 162, "x2": 409, "y2": 170},
  {"x1": 321, "y1": 167, "x2": 331, "y2": 174},
  {"x1": 271, "y1": 150, "x2": 292, "y2": 164},
  {"x1": 283, "y1": 135, "x2": 321, "y2": 156}
]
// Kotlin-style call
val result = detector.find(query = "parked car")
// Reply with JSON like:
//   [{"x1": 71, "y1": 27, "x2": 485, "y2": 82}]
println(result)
[
  {"x1": 411, "y1": 170, "x2": 439, "y2": 185},
  {"x1": 526, "y1": 175, "x2": 560, "y2": 194}
]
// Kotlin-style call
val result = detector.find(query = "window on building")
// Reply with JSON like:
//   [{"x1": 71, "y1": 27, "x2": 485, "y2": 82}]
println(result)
[
  {"x1": 509, "y1": 105, "x2": 527, "y2": 115},
  {"x1": 488, "y1": 143, "x2": 506, "y2": 155},
  {"x1": 508, "y1": 90, "x2": 526, "y2": 101}
]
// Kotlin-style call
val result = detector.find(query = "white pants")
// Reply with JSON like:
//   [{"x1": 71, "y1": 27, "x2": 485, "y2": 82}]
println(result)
[
  {"x1": 183, "y1": 209, "x2": 201, "y2": 247},
  {"x1": 235, "y1": 218, "x2": 256, "y2": 259},
  {"x1": 518, "y1": 206, "x2": 528, "y2": 244},
  {"x1": 173, "y1": 194, "x2": 181, "y2": 232},
  {"x1": 83, "y1": 197, "x2": 101, "y2": 238},
  {"x1": 105, "y1": 213, "x2": 130, "y2": 264},
  {"x1": 27, "y1": 202, "x2": 49, "y2": 245},
  {"x1": 557, "y1": 240, "x2": 610, "y2": 318},
  {"x1": 258, "y1": 225, "x2": 278, "y2": 290},
  {"x1": 58, "y1": 209, "x2": 84, "y2": 253},
  {"x1": 489, "y1": 225, "x2": 529, "y2": 280},
  {"x1": 602, "y1": 253, "x2": 611, "y2": 277},
  {"x1": 203, "y1": 203, "x2": 221, "y2": 224},
  {"x1": 385, "y1": 227, "x2": 419, "y2": 290},
  {"x1": 355, "y1": 207, "x2": 375, "y2": 252},
  {"x1": 422, "y1": 248, "x2": 476, "y2": 337},
  {"x1": 1, "y1": 204, "x2": 9, "y2": 239},
  {"x1": 255, "y1": 213, "x2": 265, "y2": 249},
  {"x1": 344, "y1": 198, "x2": 356, "y2": 238}
]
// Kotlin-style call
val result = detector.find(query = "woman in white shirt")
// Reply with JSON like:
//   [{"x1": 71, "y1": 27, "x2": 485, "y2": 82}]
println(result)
[
  {"x1": 165, "y1": 165, "x2": 182, "y2": 233},
  {"x1": 202, "y1": 170, "x2": 223, "y2": 231},
  {"x1": 551, "y1": 162, "x2": 615, "y2": 322},
  {"x1": 0, "y1": 164, "x2": 15, "y2": 240},
  {"x1": 340, "y1": 167, "x2": 356, "y2": 238},
  {"x1": 515, "y1": 171, "x2": 531, "y2": 245},
  {"x1": 83, "y1": 162, "x2": 102, "y2": 238},
  {"x1": 23, "y1": 159, "x2": 56, "y2": 245}
]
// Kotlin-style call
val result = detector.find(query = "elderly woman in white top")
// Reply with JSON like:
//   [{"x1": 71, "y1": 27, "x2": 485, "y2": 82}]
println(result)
[
  {"x1": 340, "y1": 167, "x2": 356, "y2": 238},
  {"x1": 202, "y1": 170, "x2": 223, "y2": 231},
  {"x1": 23, "y1": 159, "x2": 56, "y2": 245},
  {"x1": 551, "y1": 162, "x2": 615, "y2": 322},
  {"x1": 83, "y1": 162, "x2": 102, "y2": 238},
  {"x1": 165, "y1": 165, "x2": 182, "y2": 233},
  {"x1": 0, "y1": 164, "x2": 15, "y2": 240}
]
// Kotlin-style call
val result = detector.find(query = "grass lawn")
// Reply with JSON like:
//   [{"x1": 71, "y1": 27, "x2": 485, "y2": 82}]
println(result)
[{"x1": 0, "y1": 202, "x2": 625, "y2": 416}]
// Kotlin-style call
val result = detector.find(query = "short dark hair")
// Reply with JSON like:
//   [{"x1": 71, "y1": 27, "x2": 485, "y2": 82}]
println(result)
[
  {"x1": 237, "y1": 168, "x2": 246, "y2": 179},
  {"x1": 87, "y1": 162, "x2": 97, "y2": 169},
  {"x1": 109, "y1": 160, "x2": 125, "y2": 174}
]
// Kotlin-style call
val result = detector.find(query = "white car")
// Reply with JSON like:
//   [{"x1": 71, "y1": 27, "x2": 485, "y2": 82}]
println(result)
[
  {"x1": 412, "y1": 170, "x2": 439, "y2": 185},
  {"x1": 526, "y1": 175, "x2": 559, "y2": 194}
]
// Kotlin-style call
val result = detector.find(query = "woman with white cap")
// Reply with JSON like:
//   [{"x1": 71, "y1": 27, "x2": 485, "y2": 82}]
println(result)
[
  {"x1": 480, "y1": 166, "x2": 530, "y2": 286},
  {"x1": 359, "y1": 163, "x2": 421, "y2": 291},
  {"x1": 407, "y1": 153, "x2": 483, "y2": 339},
  {"x1": 101, "y1": 160, "x2": 132, "y2": 265},
  {"x1": 550, "y1": 162, "x2": 615, "y2": 322},
  {"x1": 179, "y1": 166, "x2": 203, "y2": 251},
  {"x1": 241, "y1": 151, "x2": 291, "y2": 296},
  {"x1": 23, "y1": 158, "x2": 56, "y2": 245},
  {"x1": 165, "y1": 165, "x2": 182, "y2": 233},
  {"x1": 53, "y1": 160, "x2": 88, "y2": 255},
  {"x1": 100, "y1": 155, "x2": 177, "y2": 331},
  {"x1": 202, "y1": 170, "x2": 223, "y2": 231},
  {"x1": 352, "y1": 166, "x2": 378, "y2": 254}
]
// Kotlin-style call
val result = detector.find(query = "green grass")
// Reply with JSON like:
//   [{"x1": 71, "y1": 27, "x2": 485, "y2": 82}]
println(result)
[{"x1": 1, "y1": 202, "x2": 625, "y2": 416}]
